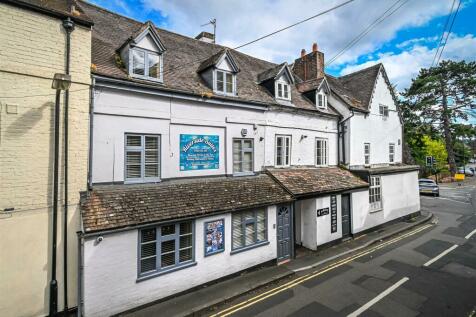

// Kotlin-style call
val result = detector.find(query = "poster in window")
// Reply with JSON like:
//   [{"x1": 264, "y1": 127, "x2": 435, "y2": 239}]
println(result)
[
  {"x1": 180, "y1": 134, "x2": 219, "y2": 171},
  {"x1": 204, "y1": 219, "x2": 225, "y2": 256}
]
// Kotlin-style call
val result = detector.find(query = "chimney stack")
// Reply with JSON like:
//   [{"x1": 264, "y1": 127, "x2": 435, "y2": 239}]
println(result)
[
  {"x1": 293, "y1": 43, "x2": 324, "y2": 81},
  {"x1": 195, "y1": 31, "x2": 215, "y2": 43}
]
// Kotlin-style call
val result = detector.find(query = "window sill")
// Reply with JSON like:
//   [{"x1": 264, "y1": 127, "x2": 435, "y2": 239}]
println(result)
[
  {"x1": 213, "y1": 91, "x2": 236, "y2": 97},
  {"x1": 230, "y1": 241, "x2": 270, "y2": 255},
  {"x1": 124, "y1": 178, "x2": 161, "y2": 185},
  {"x1": 136, "y1": 261, "x2": 197, "y2": 282},
  {"x1": 130, "y1": 74, "x2": 163, "y2": 83},
  {"x1": 369, "y1": 208, "x2": 383, "y2": 213},
  {"x1": 274, "y1": 165, "x2": 290, "y2": 169},
  {"x1": 233, "y1": 172, "x2": 256, "y2": 177}
]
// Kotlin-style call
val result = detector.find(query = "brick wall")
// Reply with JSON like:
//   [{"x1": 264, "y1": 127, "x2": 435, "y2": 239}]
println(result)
[{"x1": 0, "y1": 3, "x2": 91, "y2": 317}]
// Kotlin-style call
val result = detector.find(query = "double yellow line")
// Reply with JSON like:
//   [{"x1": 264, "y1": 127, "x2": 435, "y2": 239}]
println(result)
[{"x1": 210, "y1": 223, "x2": 433, "y2": 317}]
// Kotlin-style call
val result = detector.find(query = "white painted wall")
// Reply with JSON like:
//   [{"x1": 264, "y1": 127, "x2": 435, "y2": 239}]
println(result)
[
  {"x1": 83, "y1": 206, "x2": 278, "y2": 317},
  {"x1": 136, "y1": 34, "x2": 160, "y2": 51},
  {"x1": 348, "y1": 72, "x2": 402, "y2": 166},
  {"x1": 297, "y1": 195, "x2": 343, "y2": 249},
  {"x1": 92, "y1": 87, "x2": 339, "y2": 183},
  {"x1": 352, "y1": 171, "x2": 420, "y2": 234}
]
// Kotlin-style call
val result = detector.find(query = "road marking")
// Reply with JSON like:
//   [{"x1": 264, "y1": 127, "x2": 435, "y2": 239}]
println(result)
[
  {"x1": 421, "y1": 196, "x2": 470, "y2": 205},
  {"x1": 465, "y1": 229, "x2": 476, "y2": 240},
  {"x1": 347, "y1": 277, "x2": 409, "y2": 317},
  {"x1": 210, "y1": 224, "x2": 433, "y2": 317},
  {"x1": 423, "y1": 244, "x2": 458, "y2": 267}
]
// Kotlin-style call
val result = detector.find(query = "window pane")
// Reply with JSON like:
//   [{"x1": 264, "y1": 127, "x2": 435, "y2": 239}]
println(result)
[
  {"x1": 141, "y1": 242, "x2": 156, "y2": 258},
  {"x1": 145, "y1": 136, "x2": 158, "y2": 150},
  {"x1": 148, "y1": 53, "x2": 160, "y2": 78},
  {"x1": 180, "y1": 222, "x2": 192, "y2": 235},
  {"x1": 243, "y1": 152, "x2": 252, "y2": 172},
  {"x1": 132, "y1": 50, "x2": 145, "y2": 76},
  {"x1": 141, "y1": 228, "x2": 156, "y2": 243},
  {"x1": 126, "y1": 151, "x2": 141, "y2": 179},
  {"x1": 233, "y1": 162, "x2": 241, "y2": 173},
  {"x1": 140, "y1": 257, "x2": 156, "y2": 273},
  {"x1": 161, "y1": 224, "x2": 175, "y2": 236},
  {"x1": 226, "y1": 73, "x2": 233, "y2": 93},
  {"x1": 318, "y1": 94, "x2": 323, "y2": 107},
  {"x1": 243, "y1": 140, "x2": 252, "y2": 149},
  {"x1": 278, "y1": 83, "x2": 283, "y2": 98},
  {"x1": 144, "y1": 164, "x2": 158, "y2": 178},
  {"x1": 245, "y1": 222, "x2": 256, "y2": 246},
  {"x1": 161, "y1": 240, "x2": 175, "y2": 254},
  {"x1": 232, "y1": 214, "x2": 243, "y2": 249},
  {"x1": 180, "y1": 235, "x2": 192, "y2": 249},
  {"x1": 257, "y1": 210, "x2": 266, "y2": 241},
  {"x1": 284, "y1": 85, "x2": 289, "y2": 99},
  {"x1": 126, "y1": 135, "x2": 142, "y2": 147},
  {"x1": 216, "y1": 71, "x2": 224, "y2": 92},
  {"x1": 179, "y1": 248, "x2": 192, "y2": 262},
  {"x1": 161, "y1": 252, "x2": 175, "y2": 268}
]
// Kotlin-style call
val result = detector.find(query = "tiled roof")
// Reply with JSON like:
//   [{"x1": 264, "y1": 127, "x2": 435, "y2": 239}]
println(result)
[
  {"x1": 6, "y1": 0, "x2": 93, "y2": 25},
  {"x1": 326, "y1": 75, "x2": 367, "y2": 111},
  {"x1": 338, "y1": 63, "x2": 382, "y2": 109},
  {"x1": 267, "y1": 167, "x2": 368, "y2": 197},
  {"x1": 80, "y1": 174, "x2": 294, "y2": 233},
  {"x1": 257, "y1": 63, "x2": 286, "y2": 83},
  {"x1": 77, "y1": 0, "x2": 338, "y2": 115}
]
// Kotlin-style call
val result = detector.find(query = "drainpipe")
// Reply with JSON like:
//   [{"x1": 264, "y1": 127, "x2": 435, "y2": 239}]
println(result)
[
  {"x1": 339, "y1": 109, "x2": 354, "y2": 166},
  {"x1": 62, "y1": 17, "x2": 75, "y2": 316}
]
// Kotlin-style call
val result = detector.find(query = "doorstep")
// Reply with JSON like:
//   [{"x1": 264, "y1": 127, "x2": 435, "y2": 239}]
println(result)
[{"x1": 116, "y1": 264, "x2": 294, "y2": 317}]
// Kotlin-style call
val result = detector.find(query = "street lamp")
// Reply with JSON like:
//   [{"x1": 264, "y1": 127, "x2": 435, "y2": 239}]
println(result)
[{"x1": 49, "y1": 73, "x2": 71, "y2": 317}]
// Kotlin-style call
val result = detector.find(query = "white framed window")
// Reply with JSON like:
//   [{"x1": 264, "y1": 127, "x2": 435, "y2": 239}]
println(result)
[
  {"x1": 379, "y1": 104, "x2": 389, "y2": 117},
  {"x1": 130, "y1": 48, "x2": 163, "y2": 82},
  {"x1": 233, "y1": 139, "x2": 254, "y2": 175},
  {"x1": 232, "y1": 209, "x2": 267, "y2": 251},
  {"x1": 315, "y1": 138, "x2": 328, "y2": 166},
  {"x1": 317, "y1": 91, "x2": 327, "y2": 109},
  {"x1": 139, "y1": 221, "x2": 194, "y2": 278},
  {"x1": 275, "y1": 135, "x2": 291, "y2": 167},
  {"x1": 364, "y1": 143, "x2": 370, "y2": 166},
  {"x1": 215, "y1": 70, "x2": 235, "y2": 95},
  {"x1": 125, "y1": 134, "x2": 160, "y2": 182},
  {"x1": 369, "y1": 176, "x2": 382, "y2": 211},
  {"x1": 389, "y1": 143, "x2": 395, "y2": 163},
  {"x1": 276, "y1": 81, "x2": 291, "y2": 100}
]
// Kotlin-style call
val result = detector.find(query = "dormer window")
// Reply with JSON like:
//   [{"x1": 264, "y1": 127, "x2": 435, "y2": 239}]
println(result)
[
  {"x1": 131, "y1": 48, "x2": 162, "y2": 81},
  {"x1": 118, "y1": 21, "x2": 166, "y2": 83},
  {"x1": 215, "y1": 70, "x2": 235, "y2": 95},
  {"x1": 276, "y1": 81, "x2": 290, "y2": 100},
  {"x1": 317, "y1": 91, "x2": 327, "y2": 108}
]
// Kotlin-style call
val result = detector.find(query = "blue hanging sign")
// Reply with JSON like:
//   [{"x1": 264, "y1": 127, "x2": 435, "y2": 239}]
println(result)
[{"x1": 180, "y1": 134, "x2": 219, "y2": 171}]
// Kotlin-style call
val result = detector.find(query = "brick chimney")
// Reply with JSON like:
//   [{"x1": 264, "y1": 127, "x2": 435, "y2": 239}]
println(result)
[{"x1": 293, "y1": 43, "x2": 324, "y2": 81}]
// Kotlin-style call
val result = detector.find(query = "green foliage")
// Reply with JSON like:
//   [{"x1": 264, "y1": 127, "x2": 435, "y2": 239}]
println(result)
[{"x1": 421, "y1": 136, "x2": 448, "y2": 172}]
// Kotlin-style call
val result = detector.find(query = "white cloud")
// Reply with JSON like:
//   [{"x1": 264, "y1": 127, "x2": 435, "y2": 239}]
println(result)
[
  {"x1": 141, "y1": 0, "x2": 455, "y2": 64},
  {"x1": 340, "y1": 33, "x2": 476, "y2": 90}
]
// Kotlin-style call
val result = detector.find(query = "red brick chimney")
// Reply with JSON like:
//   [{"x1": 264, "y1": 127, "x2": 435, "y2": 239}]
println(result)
[{"x1": 293, "y1": 43, "x2": 324, "y2": 81}]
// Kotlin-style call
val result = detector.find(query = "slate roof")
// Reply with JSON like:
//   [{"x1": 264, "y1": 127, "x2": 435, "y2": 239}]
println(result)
[
  {"x1": 338, "y1": 63, "x2": 382, "y2": 109},
  {"x1": 267, "y1": 167, "x2": 369, "y2": 197},
  {"x1": 5, "y1": 0, "x2": 93, "y2": 25},
  {"x1": 257, "y1": 63, "x2": 286, "y2": 83},
  {"x1": 80, "y1": 174, "x2": 294, "y2": 233},
  {"x1": 77, "y1": 0, "x2": 338, "y2": 115}
]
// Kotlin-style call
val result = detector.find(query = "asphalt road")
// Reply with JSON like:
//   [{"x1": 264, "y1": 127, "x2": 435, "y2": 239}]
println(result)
[{"x1": 209, "y1": 178, "x2": 476, "y2": 317}]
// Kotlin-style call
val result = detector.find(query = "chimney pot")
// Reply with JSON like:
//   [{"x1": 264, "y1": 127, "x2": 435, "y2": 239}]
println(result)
[
  {"x1": 301, "y1": 49, "x2": 306, "y2": 57},
  {"x1": 312, "y1": 43, "x2": 318, "y2": 52}
]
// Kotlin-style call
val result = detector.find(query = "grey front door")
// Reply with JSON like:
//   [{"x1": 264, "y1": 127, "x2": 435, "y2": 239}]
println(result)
[
  {"x1": 341, "y1": 194, "x2": 351, "y2": 237},
  {"x1": 277, "y1": 204, "x2": 291, "y2": 262}
]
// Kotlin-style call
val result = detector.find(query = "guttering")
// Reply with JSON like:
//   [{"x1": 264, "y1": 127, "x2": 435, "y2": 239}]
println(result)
[
  {"x1": 93, "y1": 75, "x2": 269, "y2": 111},
  {"x1": 292, "y1": 185, "x2": 369, "y2": 200},
  {"x1": 62, "y1": 17, "x2": 75, "y2": 314}
]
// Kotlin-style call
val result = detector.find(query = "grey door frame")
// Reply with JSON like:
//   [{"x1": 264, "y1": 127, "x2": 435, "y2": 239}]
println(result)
[
  {"x1": 276, "y1": 203, "x2": 293, "y2": 262},
  {"x1": 341, "y1": 194, "x2": 352, "y2": 237}
]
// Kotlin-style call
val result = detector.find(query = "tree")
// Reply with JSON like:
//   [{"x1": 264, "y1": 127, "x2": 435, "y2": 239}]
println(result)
[
  {"x1": 422, "y1": 135, "x2": 447, "y2": 173},
  {"x1": 404, "y1": 60, "x2": 476, "y2": 175}
]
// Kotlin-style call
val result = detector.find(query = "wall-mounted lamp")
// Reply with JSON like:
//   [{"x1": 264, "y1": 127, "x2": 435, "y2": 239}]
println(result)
[
  {"x1": 300, "y1": 135, "x2": 308, "y2": 141},
  {"x1": 259, "y1": 137, "x2": 264, "y2": 142}
]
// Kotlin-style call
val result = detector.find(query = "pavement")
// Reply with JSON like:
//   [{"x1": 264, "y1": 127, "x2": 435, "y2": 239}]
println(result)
[{"x1": 119, "y1": 179, "x2": 468, "y2": 317}]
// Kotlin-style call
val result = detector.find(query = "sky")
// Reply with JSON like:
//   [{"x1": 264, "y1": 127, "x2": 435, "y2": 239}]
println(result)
[{"x1": 89, "y1": 0, "x2": 475, "y2": 120}]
